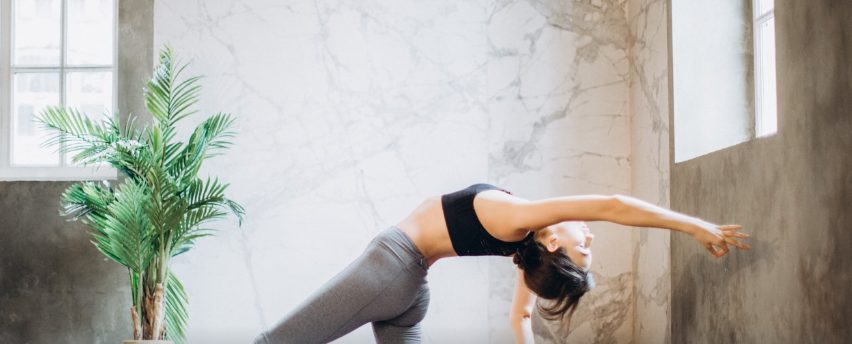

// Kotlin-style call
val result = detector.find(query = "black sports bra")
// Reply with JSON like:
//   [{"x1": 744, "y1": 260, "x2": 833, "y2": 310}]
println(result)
[{"x1": 441, "y1": 183, "x2": 534, "y2": 256}]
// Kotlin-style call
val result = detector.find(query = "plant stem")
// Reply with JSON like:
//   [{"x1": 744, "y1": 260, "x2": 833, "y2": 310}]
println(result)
[
  {"x1": 150, "y1": 283, "x2": 165, "y2": 339},
  {"x1": 136, "y1": 271, "x2": 144, "y2": 337},
  {"x1": 131, "y1": 305, "x2": 142, "y2": 340}
]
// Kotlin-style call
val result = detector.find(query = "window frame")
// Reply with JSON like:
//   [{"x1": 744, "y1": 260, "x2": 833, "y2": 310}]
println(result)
[
  {"x1": 0, "y1": 0, "x2": 119, "y2": 181},
  {"x1": 753, "y1": 0, "x2": 777, "y2": 137}
]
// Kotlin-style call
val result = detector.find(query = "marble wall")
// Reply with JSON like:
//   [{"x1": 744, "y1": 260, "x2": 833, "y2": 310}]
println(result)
[
  {"x1": 628, "y1": 0, "x2": 671, "y2": 342},
  {"x1": 152, "y1": 0, "x2": 672, "y2": 342},
  {"x1": 499, "y1": 1, "x2": 636, "y2": 342},
  {"x1": 0, "y1": 0, "x2": 675, "y2": 343}
]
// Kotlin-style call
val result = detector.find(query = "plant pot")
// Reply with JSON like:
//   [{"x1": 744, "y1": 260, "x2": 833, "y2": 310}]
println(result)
[{"x1": 122, "y1": 341, "x2": 173, "y2": 344}]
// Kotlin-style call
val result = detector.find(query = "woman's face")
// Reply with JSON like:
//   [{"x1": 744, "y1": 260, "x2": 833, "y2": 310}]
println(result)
[{"x1": 538, "y1": 221, "x2": 594, "y2": 271}]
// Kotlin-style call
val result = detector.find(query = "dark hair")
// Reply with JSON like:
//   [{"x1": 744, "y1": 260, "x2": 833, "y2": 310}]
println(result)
[{"x1": 513, "y1": 239, "x2": 595, "y2": 323}]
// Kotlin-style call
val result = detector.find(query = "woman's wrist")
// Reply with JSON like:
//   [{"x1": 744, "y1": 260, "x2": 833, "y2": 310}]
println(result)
[
  {"x1": 671, "y1": 216, "x2": 707, "y2": 236},
  {"x1": 683, "y1": 218, "x2": 714, "y2": 236}
]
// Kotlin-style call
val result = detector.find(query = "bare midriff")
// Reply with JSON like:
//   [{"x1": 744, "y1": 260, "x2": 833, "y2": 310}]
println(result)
[{"x1": 396, "y1": 196, "x2": 458, "y2": 267}]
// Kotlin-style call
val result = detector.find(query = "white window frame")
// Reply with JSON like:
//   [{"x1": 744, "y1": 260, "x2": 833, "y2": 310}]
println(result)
[
  {"x1": 0, "y1": 0, "x2": 118, "y2": 181},
  {"x1": 753, "y1": 0, "x2": 777, "y2": 137}
]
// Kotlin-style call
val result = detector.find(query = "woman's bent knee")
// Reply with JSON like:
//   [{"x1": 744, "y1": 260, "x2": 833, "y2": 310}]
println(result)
[{"x1": 372, "y1": 321, "x2": 422, "y2": 344}]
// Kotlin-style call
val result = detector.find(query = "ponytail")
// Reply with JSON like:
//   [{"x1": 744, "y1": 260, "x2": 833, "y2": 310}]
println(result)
[{"x1": 513, "y1": 239, "x2": 595, "y2": 322}]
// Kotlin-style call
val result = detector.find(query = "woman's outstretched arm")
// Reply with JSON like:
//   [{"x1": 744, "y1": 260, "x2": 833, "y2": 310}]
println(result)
[
  {"x1": 509, "y1": 194, "x2": 750, "y2": 257},
  {"x1": 509, "y1": 265, "x2": 535, "y2": 344}
]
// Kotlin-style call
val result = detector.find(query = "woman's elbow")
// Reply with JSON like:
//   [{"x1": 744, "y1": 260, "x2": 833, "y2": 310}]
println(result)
[
  {"x1": 605, "y1": 194, "x2": 629, "y2": 219},
  {"x1": 509, "y1": 306, "x2": 532, "y2": 322},
  {"x1": 510, "y1": 311, "x2": 531, "y2": 323},
  {"x1": 610, "y1": 194, "x2": 630, "y2": 205}
]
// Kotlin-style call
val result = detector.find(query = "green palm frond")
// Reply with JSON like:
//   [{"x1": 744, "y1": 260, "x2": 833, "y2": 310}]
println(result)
[
  {"x1": 36, "y1": 106, "x2": 147, "y2": 170},
  {"x1": 224, "y1": 198, "x2": 246, "y2": 226},
  {"x1": 40, "y1": 45, "x2": 245, "y2": 342},
  {"x1": 59, "y1": 181, "x2": 124, "y2": 263},
  {"x1": 37, "y1": 106, "x2": 113, "y2": 149},
  {"x1": 59, "y1": 180, "x2": 114, "y2": 220},
  {"x1": 102, "y1": 178, "x2": 154, "y2": 272},
  {"x1": 145, "y1": 46, "x2": 202, "y2": 154},
  {"x1": 193, "y1": 112, "x2": 237, "y2": 157},
  {"x1": 167, "y1": 112, "x2": 237, "y2": 184},
  {"x1": 164, "y1": 273, "x2": 189, "y2": 344}
]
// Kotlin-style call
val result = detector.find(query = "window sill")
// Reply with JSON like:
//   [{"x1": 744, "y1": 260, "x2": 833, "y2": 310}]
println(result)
[{"x1": 0, "y1": 166, "x2": 119, "y2": 181}]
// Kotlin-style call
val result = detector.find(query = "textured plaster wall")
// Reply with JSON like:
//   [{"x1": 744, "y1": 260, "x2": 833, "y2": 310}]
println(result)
[
  {"x1": 0, "y1": 182, "x2": 130, "y2": 343},
  {"x1": 0, "y1": 0, "x2": 154, "y2": 343},
  {"x1": 670, "y1": 0, "x2": 852, "y2": 342}
]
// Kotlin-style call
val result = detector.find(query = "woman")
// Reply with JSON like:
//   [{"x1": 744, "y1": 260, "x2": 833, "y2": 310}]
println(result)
[{"x1": 254, "y1": 183, "x2": 749, "y2": 344}]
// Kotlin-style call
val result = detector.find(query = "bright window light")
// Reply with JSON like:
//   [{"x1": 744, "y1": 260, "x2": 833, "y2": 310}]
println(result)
[
  {"x1": 754, "y1": 0, "x2": 777, "y2": 137},
  {"x1": 0, "y1": 0, "x2": 118, "y2": 180}
]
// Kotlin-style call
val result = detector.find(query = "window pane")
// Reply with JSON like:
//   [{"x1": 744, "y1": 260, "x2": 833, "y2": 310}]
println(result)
[
  {"x1": 67, "y1": 0, "x2": 115, "y2": 65},
  {"x1": 64, "y1": 71, "x2": 114, "y2": 165},
  {"x1": 757, "y1": 17, "x2": 777, "y2": 136},
  {"x1": 757, "y1": 0, "x2": 774, "y2": 17},
  {"x1": 12, "y1": 73, "x2": 62, "y2": 166},
  {"x1": 13, "y1": 0, "x2": 62, "y2": 66}
]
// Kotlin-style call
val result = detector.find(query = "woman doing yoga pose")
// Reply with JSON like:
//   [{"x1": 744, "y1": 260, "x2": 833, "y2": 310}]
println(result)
[{"x1": 254, "y1": 183, "x2": 750, "y2": 343}]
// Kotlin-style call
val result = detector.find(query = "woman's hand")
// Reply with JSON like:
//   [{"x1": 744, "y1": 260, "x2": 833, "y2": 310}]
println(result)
[{"x1": 691, "y1": 222, "x2": 751, "y2": 258}]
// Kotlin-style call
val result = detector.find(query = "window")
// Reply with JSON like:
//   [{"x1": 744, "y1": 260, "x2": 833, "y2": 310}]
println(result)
[
  {"x1": 671, "y1": 0, "x2": 754, "y2": 162},
  {"x1": 671, "y1": 0, "x2": 779, "y2": 163},
  {"x1": 753, "y1": 0, "x2": 777, "y2": 137},
  {"x1": 0, "y1": 0, "x2": 117, "y2": 180}
]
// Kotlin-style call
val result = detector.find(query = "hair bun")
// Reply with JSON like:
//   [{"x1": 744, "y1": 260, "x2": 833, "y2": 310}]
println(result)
[
  {"x1": 513, "y1": 240, "x2": 541, "y2": 270},
  {"x1": 513, "y1": 249, "x2": 527, "y2": 268}
]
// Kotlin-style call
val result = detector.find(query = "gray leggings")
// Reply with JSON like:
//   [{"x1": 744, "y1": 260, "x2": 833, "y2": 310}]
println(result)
[{"x1": 254, "y1": 226, "x2": 430, "y2": 344}]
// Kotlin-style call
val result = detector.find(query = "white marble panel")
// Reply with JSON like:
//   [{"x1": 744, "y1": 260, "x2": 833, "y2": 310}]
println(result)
[
  {"x1": 481, "y1": 1, "x2": 635, "y2": 343},
  {"x1": 152, "y1": 0, "x2": 665, "y2": 342},
  {"x1": 628, "y1": 0, "x2": 671, "y2": 343}
]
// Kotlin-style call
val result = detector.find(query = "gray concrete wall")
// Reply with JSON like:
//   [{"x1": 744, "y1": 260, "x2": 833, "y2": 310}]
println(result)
[
  {"x1": 670, "y1": 0, "x2": 852, "y2": 342},
  {"x1": 0, "y1": 0, "x2": 154, "y2": 342},
  {"x1": 117, "y1": 0, "x2": 155, "y2": 126},
  {"x1": 0, "y1": 182, "x2": 130, "y2": 343}
]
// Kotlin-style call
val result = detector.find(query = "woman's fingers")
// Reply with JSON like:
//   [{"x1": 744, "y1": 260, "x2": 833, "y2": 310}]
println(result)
[
  {"x1": 720, "y1": 224, "x2": 748, "y2": 235},
  {"x1": 705, "y1": 242, "x2": 729, "y2": 258},
  {"x1": 717, "y1": 241, "x2": 729, "y2": 257},
  {"x1": 705, "y1": 244, "x2": 718, "y2": 256},
  {"x1": 723, "y1": 236, "x2": 751, "y2": 250},
  {"x1": 723, "y1": 231, "x2": 750, "y2": 238},
  {"x1": 698, "y1": 224, "x2": 748, "y2": 257},
  {"x1": 720, "y1": 225, "x2": 751, "y2": 249}
]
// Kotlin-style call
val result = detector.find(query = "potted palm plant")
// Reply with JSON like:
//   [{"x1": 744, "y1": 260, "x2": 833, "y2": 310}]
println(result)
[{"x1": 35, "y1": 46, "x2": 245, "y2": 343}]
